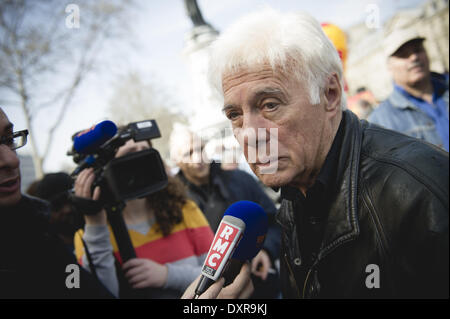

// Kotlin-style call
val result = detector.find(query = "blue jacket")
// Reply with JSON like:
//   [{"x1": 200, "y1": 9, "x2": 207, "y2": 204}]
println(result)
[{"x1": 368, "y1": 73, "x2": 449, "y2": 151}]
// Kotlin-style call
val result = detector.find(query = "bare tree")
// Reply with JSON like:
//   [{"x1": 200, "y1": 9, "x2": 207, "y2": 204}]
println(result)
[
  {"x1": 107, "y1": 71, "x2": 187, "y2": 162},
  {"x1": 0, "y1": 0, "x2": 136, "y2": 177}
]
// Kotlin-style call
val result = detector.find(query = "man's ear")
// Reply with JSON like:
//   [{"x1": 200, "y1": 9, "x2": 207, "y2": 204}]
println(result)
[{"x1": 324, "y1": 73, "x2": 342, "y2": 113}]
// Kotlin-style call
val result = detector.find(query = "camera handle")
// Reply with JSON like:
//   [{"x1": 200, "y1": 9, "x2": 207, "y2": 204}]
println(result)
[
  {"x1": 105, "y1": 202, "x2": 137, "y2": 262},
  {"x1": 105, "y1": 202, "x2": 154, "y2": 298}
]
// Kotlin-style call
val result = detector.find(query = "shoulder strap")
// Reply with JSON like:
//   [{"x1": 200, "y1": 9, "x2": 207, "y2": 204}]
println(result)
[{"x1": 79, "y1": 234, "x2": 100, "y2": 282}]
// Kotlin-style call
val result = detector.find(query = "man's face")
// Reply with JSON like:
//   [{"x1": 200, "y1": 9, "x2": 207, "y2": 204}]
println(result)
[
  {"x1": 388, "y1": 40, "x2": 430, "y2": 88},
  {"x1": 222, "y1": 65, "x2": 340, "y2": 189},
  {"x1": 0, "y1": 109, "x2": 22, "y2": 206},
  {"x1": 177, "y1": 143, "x2": 210, "y2": 184}
]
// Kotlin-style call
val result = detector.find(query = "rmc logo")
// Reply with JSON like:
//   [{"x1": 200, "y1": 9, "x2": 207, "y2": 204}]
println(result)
[{"x1": 203, "y1": 222, "x2": 243, "y2": 278}]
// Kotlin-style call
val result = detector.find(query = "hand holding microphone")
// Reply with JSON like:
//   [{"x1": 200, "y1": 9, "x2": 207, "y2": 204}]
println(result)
[
  {"x1": 182, "y1": 262, "x2": 253, "y2": 299},
  {"x1": 185, "y1": 201, "x2": 268, "y2": 299}
]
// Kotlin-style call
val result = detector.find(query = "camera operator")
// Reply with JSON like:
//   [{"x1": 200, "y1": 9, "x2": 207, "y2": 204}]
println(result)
[
  {"x1": 0, "y1": 107, "x2": 112, "y2": 298},
  {"x1": 73, "y1": 138, "x2": 215, "y2": 298}
]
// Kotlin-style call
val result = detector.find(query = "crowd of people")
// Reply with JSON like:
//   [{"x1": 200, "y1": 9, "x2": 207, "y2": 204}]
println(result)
[{"x1": 0, "y1": 6, "x2": 448, "y2": 299}]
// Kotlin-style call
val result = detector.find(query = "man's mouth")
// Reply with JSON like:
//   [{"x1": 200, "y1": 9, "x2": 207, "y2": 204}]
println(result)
[
  {"x1": 254, "y1": 157, "x2": 286, "y2": 174},
  {"x1": 0, "y1": 177, "x2": 20, "y2": 193},
  {"x1": 255, "y1": 156, "x2": 285, "y2": 166},
  {"x1": 409, "y1": 63, "x2": 424, "y2": 71}
]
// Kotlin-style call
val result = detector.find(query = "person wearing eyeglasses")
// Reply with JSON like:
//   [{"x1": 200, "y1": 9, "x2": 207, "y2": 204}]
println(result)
[
  {"x1": 0, "y1": 112, "x2": 27, "y2": 207},
  {"x1": 0, "y1": 107, "x2": 112, "y2": 298}
]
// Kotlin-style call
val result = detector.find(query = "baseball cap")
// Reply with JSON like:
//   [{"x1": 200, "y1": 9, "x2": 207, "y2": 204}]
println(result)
[{"x1": 383, "y1": 27, "x2": 425, "y2": 58}]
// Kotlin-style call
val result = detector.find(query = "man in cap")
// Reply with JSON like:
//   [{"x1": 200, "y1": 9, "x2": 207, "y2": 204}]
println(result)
[{"x1": 369, "y1": 27, "x2": 449, "y2": 152}]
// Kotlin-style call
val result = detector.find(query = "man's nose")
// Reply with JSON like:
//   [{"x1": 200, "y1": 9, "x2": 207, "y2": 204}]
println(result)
[
  {"x1": 237, "y1": 113, "x2": 270, "y2": 148},
  {"x1": 409, "y1": 52, "x2": 419, "y2": 61},
  {"x1": 407, "y1": 48, "x2": 422, "y2": 62},
  {"x1": 0, "y1": 145, "x2": 20, "y2": 170}
]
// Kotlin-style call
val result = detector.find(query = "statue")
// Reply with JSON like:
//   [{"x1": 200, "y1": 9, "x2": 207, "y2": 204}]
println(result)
[{"x1": 184, "y1": 0, "x2": 207, "y2": 27}]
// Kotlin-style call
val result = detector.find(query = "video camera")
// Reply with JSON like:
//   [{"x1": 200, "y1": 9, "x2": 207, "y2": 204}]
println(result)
[{"x1": 68, "y1": 119, "x2": 168, "y2": 205}]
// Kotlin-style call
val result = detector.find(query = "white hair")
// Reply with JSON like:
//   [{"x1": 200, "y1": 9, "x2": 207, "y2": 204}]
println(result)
[{"x1": 208, "y1": 7, "x2": 346, "y2": 109}]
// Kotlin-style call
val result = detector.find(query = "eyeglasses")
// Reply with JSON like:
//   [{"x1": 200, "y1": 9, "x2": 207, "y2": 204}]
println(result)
[{"x1": 0, "y1": 130, "x2": 29, "y2": 150}]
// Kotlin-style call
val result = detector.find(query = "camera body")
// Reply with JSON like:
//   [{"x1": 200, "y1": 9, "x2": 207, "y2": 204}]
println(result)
[{"x1": 70, "y1": 120, "x2": 168, "y2": 204}]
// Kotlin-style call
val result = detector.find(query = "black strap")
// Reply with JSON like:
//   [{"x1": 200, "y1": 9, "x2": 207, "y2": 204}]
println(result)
[{"x1": 79, "y1": 233, "x2": 100, "y2": 282}]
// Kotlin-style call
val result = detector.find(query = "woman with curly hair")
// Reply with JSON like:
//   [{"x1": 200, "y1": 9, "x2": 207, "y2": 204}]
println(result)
[{"x1": 73, "y1": 138, "x2": 214, "y2": 298}]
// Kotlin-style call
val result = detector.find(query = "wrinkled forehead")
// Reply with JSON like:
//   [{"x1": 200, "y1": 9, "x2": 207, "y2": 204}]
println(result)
[{"x1": 221, "y1": 61, "x2": 302, "y2": 94}]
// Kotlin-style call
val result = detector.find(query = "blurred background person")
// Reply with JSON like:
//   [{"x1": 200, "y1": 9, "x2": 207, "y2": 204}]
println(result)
[
  {"x1": 170, "y1": 125, "x2": 281, "y2": 298},
  {"x1": 347, "y1": 87, "x2": 377, "y2": 119},
  {"x1": 353, "y1": 99, "x2": 374, "y2": 119},
  {"x1": 368, "y1": 27, "x2": 449, "y2": 151},
  {"x1": 31, "y1": 172, "x2": 84, "y2": 253},
  {"x1": 73, "y1": 136, "x2": 214, "y2": 298}
]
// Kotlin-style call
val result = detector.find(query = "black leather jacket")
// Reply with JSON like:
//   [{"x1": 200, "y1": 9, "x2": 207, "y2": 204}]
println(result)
[{"x1": 277, "y1": 110, "x2": 449, "y2": 298}]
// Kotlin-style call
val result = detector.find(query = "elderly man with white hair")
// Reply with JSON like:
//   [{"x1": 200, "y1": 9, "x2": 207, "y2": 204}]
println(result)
[{"x1": 192, "y1": 8, "x2": 448, "y2": 299}]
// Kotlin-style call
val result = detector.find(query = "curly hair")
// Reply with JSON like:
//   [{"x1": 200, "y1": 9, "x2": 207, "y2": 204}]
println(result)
[
  {"x1": 115, "y1": 125, "x2": 189, "y2": 236},
  {"x1": 145, "y1": 175, "x2": 188, "y2": 237}
]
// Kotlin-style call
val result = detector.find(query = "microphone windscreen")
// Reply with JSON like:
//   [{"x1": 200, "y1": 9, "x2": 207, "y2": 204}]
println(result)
[
  {"x1": 73, "y1": 120, "x2": 117, "y2": 154},
  {"x1": 223, "y1": 200, "x2": 268, "y2": 261}
]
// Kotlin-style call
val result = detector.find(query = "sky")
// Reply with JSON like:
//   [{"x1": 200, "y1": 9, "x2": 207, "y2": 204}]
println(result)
[{"x1": 3, "y1": 0, "x2": 428, "y2": 173}]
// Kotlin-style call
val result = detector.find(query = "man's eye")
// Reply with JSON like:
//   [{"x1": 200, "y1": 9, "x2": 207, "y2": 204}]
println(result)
[
  {"x1": 227, "y1": 111, "x2": 240, "y2": 120},
  {"x1": 263, "y1": 102, "x2": 279, "y2": 110}
]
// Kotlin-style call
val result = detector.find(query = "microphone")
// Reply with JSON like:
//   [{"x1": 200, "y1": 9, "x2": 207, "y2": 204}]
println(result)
[
  {"x1": 194, "y1": 201, "x2": 268, "y2": 298},
  {"x1": 73, "y1": 120, "x2": 117, "y2": 154}
]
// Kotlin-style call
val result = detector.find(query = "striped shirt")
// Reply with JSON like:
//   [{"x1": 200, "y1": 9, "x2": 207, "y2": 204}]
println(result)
[{"x1": 74, "y1": 200, "x2": 214, "y2": 298}]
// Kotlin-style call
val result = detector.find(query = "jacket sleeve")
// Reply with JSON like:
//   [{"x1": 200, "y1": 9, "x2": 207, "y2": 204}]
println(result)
[
  {"x1": 363, "y1": 145, "x2": 449, "y2": 297},
  {"x1": 78, "y1": 225, "x2": 119, "y2": 297}
]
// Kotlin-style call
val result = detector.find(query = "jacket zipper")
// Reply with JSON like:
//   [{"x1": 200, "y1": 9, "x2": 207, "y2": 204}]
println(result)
[
  {"x1": 302, "y1": 268, "x2": 313, "y2": 298},
  {"x1": 283, "y1": 254, "x2": 301, "y2": 299},
  {"x1": 302, "y1": 257, "x2": 320, "y2": 298}
]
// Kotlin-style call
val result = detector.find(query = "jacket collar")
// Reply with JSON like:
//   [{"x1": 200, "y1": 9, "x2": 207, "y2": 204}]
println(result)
[
  {"x1": 316, "y1": 110, "x2": 362, "y2": 261},
  {"x1": 276, "y1": 110, "x2": 362, "y2": 262},
  {"x1": 388, "y1": 86, "x2": 417, "y2": 110},
  {"x1": 389, "y1": 72, "x2": 449, "y2": 110}
]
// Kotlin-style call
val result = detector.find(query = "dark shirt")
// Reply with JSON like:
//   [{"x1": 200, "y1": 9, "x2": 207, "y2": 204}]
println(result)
[
  {"x1": 177, "y1": 163, "x2": 230, "y2": 231},
  {"x1": 280, "y1": 116, "x2": 345, "y2": 280},
  {"x1": 0, "y1": 195, "x2": 113, "y2": 298},
  {"x1": 177, "y1": 162, "x2": 281, "y2": 261}
]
